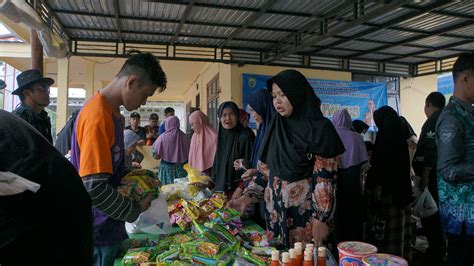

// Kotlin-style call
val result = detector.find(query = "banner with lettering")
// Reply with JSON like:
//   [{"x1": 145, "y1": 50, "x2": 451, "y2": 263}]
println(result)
[{"x1": 242, "y1": 73, "x2": 387, "y2": 129}]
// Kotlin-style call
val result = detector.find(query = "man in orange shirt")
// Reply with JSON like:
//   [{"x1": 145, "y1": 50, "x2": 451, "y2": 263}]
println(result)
[{"x1": 70, "y1": 51, "x2": 167, "y2": 266}]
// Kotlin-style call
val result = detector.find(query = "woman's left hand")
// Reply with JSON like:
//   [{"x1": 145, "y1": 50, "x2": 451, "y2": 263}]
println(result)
[
  {"x1": 312, "y1": 219, "x2": 329, "y2": 244},
  {"x1": 232, "y1": 187, "x2": 243, "y2": 200}
]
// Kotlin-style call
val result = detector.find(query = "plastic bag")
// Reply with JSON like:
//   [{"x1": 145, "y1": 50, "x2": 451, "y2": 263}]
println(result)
[
  {"x1": 414, "y1": 188, "x2": 438, "y2": 218},
  {"x1": 0, "y1": 171, "x2": 40, "y2": 196},
  {"x1": 126, "y1": 193, "x2": 173, "y2": 235}
]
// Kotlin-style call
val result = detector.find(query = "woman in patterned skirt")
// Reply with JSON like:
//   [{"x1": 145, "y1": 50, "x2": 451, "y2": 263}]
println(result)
[
  {"x1": 229, "y1": 70, "x2": 345, "y2": 248},
  {"x1": 153, "y1": 116, "x2": 190, "y2": 185}
]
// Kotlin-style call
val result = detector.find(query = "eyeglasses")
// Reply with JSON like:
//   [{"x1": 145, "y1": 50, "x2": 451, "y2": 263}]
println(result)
[{"x1": 34, "y1": 84, "x2": 50, "y2": 93}]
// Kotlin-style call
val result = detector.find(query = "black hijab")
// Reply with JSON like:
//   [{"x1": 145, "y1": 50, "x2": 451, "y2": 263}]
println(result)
[
  {"x1": 259, "y1": 70, "x2": 345, "y2": 181},
  {"x1": 368, "y1": 106, "x2": 413, "y2": 207},
  {"x1": 247, "y1": 89, "x2": 276, "y2": 168},
  {"x1": 0, "y1": 110, "x2": 92, "y2": 265},
  {"x1": 212, "y1": 102, "x2": 254, "y2": 192}
]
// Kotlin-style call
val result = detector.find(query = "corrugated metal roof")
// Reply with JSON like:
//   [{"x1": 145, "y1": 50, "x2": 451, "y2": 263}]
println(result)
[
  {"x1": 123, "y1": 33, "x2": 172, "y2": 43},
  {"x1": 367, "y1": 7, "x2": 412, "y2": 24},
  {"x1": 379, "y1": 46, "x2": 426, "y2": 55},
  {"x1": 187, "y1": 6, "x2": 252, "y2": 24},
  {"x1": 38, "y1": 0, "x2": 474, "y2": 75},
  {"x1": 396, "y1": 13, "x2": 467, "y2": 32},
  {"x1": 236, "y1": 29, "x2": 287, "y2": 41},
  {"x1": 418, "y1": 49, "x2": 460, "y2": 58},
  {"x1": 180, "y1": 24, "x2": 234, "y2": 38},
  {"x1": 48, "y1": 0, "x2": 115, "y2": 15},
  {"x1": 120, "y1": 19, "x2": 177, "y2": 34},
  {"x1": 442, "y1": 2, "x2": 474, "y2": 13},
  {"x1": 363, "y1": 29, "x2": 418, "y2": 43},
  {"x1": 410, "y1": 36, "x2": 464, "y2": 48},
  {"x1": 335, "y1": 40, "x2": 384, "y2": 51},
  {"x1": 70, "y1": 29, "x2": 115, "y2": 40},
  {"x1": 119, "y1": 0, "x2": 185, "y2": 20},
  {"x1": 57, "y1": 13, "x2": 116, "y2": 30},
  {"x1": 252, "y1": 14, "x2": 313, "y2": 30},
  {"x1": 271, "y1": 0, "x2": 342, "y2": 15}
]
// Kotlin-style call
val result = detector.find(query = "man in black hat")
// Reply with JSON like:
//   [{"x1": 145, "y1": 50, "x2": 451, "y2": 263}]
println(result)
[
  {"x1": 12, "y1": 69, "x2": 54, "y2": 143},
  {"x1": 125, "y1": 111, "x2": 146, "y2": 141}
]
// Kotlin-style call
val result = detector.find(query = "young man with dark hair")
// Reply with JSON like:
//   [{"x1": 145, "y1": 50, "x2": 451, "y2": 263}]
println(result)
[
  {"x1": 11, "y1": 69, "x2": 54, "y2": 143},
  {"x1": 125, "y1": 112, "x2": 146, "y2": 141},
  {"x1": 70, "y1": 51, "x2": 167, "y2": 266},
  {"x1": 144, "y1": 113, "x2": 159, "y2": 145},
  {"x1": 413, "y1": 91, "x2": 446, "y2": 264},
  {"x1": 436, "y1": 53, "x2": 474, "y2": 266},
  {"x1": 159, "y1": 107, "x2": 175, "y2": 134}
]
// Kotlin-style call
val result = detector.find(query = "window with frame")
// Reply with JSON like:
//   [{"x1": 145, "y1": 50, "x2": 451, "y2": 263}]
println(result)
[{"x1": 207, "y1": 75, "x2": 220, "y2": 128}]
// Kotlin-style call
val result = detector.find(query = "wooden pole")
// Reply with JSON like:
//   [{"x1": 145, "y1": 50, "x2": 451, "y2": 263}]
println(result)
[{"x1": 30, "y1": 29, "x2": 43, "y2": 73}]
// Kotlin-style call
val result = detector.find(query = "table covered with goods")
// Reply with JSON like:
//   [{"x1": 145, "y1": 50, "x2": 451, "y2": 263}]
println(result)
[{"x1": 114, "y1": 166, "x2": 408, "y2": 266}]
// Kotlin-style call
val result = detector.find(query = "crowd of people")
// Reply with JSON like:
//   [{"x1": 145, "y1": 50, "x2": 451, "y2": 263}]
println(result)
[{"x1": 0, "y1": 51, "x2": 473, "y2": 266}]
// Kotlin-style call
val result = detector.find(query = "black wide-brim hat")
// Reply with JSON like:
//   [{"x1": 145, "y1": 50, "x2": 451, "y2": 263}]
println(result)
[{"x1": 12, "y1": 69, "x2": 54, "y2": 95}]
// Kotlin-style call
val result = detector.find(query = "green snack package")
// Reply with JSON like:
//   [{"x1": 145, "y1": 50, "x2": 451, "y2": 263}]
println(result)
[
  {"x1": 238, "y1": 247, "x2": 266, "y2": 266},
  {"x1": 251, "y1": 246, "x2": 276, "y2": 256},
  {"x1": 122, "y1": 247, "x2": 153, "y2": 266},
  {"x1": 155, "y1": 247, "x2": 180, "y2": 262}
]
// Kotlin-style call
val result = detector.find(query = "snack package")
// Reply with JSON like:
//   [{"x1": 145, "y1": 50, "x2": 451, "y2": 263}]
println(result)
[
  {"x1": 238, "y1": 247, "x2": 266, "y2": 266},
  {"x1": 211, "y1": 224, "x2": 238, "y2": 244},
  {"x1": 119, "y1": 169, "x2": 160, "y2": 201},
  {"x1": 181, "y1": 241, "x2": 220, "y2": 258},
  {"x1": 127, "y1": 238, "x2": 157, "y2": 249},
  {"x1": 155, "y1": 238, "x2": 171, "y2": 253},
  {"x1": 160, "y1": 183, "x2": 189, "y2": 201},
  {"x1": 171, "y1": 234, "x2": 194, "y2": 245},
  {"x1": 155, "y1": 247, "x2": 180, "y2": 262},
  {"x1": 183, "y1": 164, "x2": 213, "y2": 197},
  {"x1": 251, "y1": 246, "x2": 275, "y2": 257},
  {"x1": 208, "y1": 208, "x2": 241, "y2": 224},
  {"x1": 209, "y1": 193, "x2": 227, "y2": 209},
  {"x1": 122, "y1": 247, "x2": 154, "y2": 266}
]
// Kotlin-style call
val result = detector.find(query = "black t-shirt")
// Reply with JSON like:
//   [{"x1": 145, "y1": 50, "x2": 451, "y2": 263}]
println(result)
[{"x1": 125, "y1": 126, "x2": 147, "y2": 141}]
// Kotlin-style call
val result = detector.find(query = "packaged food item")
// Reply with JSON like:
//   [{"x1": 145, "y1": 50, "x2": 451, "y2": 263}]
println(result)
[
  {"x1": 362, "y1": 253, "x2": 408, "y2": 266},
  {"x1": 155, "y1": 247, "x2": 180, "y2": 262},
  {"x1": 122, "y1": 247, "x2": 154, "y2": 266},
  {"x1": 155, "y1": 238, "x2": 171, "y2": 253},
  {"x1": 211, "y1": 224, "x2": 238, "y2": 244},
  {"x1": 127, "y1": 238, "x2": 156, "y2": 249},
  {"x1": 171, "y1": 234, "x2": 194, "y2": 245},
  {"x1": 209, "y1": 193, "x2": 227, "y2": 208},
  {"x1": 119, "y1": 170, "x2": 160, "y2": 201},
  {"x1": 181, "y1": 241, "x2": 220, "y2": 258},
  {"x1": 337, "y1": 241, "x2": 377, "y2": 266},
  {"x1": 238, "y1": 247, "x2": 266, "y2": 265},
  {"x1": 251, "y1": 246, "x2": 276, "y2": 257}
]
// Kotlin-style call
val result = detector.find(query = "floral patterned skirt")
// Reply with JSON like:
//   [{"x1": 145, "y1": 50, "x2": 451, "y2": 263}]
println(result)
[{"x1": 264, "y1": 173, "x2": 336, "y2": 248}]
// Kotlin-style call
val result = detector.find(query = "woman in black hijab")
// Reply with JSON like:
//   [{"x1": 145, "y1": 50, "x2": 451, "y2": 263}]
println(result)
[
  {"x1": 229, "y1": 70, "x2": 344, "y2": 248},
  {"x1": 366, "y1": 106, "x2": 413, "y2": 261},
  {"x1": 212, "y1": 102, "x2": 254, "y2": 197}
]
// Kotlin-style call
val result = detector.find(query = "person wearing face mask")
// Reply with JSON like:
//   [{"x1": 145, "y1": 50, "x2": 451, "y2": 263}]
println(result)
[
  {"x1": 188, "y1": 110, "x2": 217, "y2": 176},
  {"x1": 228, "y1": 70, "x2": 345, "y2": 248},
  {"x1": 212, "y1": 102, "x2": 254, "y2": 198}
]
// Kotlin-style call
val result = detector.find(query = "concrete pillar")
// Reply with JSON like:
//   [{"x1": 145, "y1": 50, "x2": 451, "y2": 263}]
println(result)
[
  {"x1": 85, "y1": 61, "x2": 95, "y2": 99},
  {"x1": 30, "y1": 30, "x2": 43, "y2": 73},
  {"x1": 56, "y1": 59, "x2": 69, "y2": 135}
]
